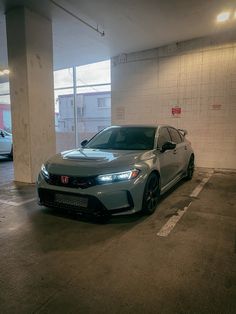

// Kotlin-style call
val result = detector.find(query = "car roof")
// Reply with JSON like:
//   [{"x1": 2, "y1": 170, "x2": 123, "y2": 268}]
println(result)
[{"x1": 108, "y1": 124, "x2": 174, "y2": 129}]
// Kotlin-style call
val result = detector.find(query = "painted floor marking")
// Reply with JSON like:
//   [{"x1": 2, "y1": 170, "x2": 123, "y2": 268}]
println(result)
[
  {"x1": 157, "y1": 173, "x2": 213, "y2": 237},
  {"x1": 0, "y1": 198, "x2": 36, "y2": 206},
  {"x1": 190, "y1": 175, "x2": 212, "y2": 198},
  {"x1": 157, "y1": 202, "x2": 192, "y2": 237}
]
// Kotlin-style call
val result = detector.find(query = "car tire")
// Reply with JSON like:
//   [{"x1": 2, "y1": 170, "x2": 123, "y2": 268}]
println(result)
[
  {"x1": 185, "y1": 155, "x2": 194, "y2": 180},
  {"x1": 8, "y1": 146, "x2": 13, "y2": 160},
  {"x1": 142, "y1": 172, "x2": 160, "y2": 215}
]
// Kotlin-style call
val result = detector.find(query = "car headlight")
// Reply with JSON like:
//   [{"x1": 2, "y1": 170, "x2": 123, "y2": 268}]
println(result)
[
  {"x1": 41, "y1": 164, "x2": 49, "y2": 179},
  {"x1": 97, "y1": 169, "x2": 140, "y2": 184}
]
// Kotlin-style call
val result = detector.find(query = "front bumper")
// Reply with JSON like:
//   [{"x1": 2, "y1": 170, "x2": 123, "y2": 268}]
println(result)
[{"x1": 37, "y1": 172, "x2": 146, "y2": 216}]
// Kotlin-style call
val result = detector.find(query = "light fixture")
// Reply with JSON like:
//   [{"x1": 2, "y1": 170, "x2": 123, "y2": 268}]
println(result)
[
  {"x1": 97, "y1": 169, "x2": 140, "y2": 184},
  {"x1": 217, "y1": 11, "x2": 231, "y2": 22},
  {"x1": 3, "y1": 69, "x2": 10, "y2": 75},
  {"x1": 41, "y1": 164, "x2": 49, "y2": 179},
  {"x1": 0, "y1": 69, "x2": 10, "y2": 76}
]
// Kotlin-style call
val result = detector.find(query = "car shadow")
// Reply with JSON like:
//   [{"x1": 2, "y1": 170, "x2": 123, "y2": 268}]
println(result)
[
  {"x1": 23, "y1": 178, "x2": 190, "y2": 252},
  {"x1": 27, "y1": 204, "x2": 148, "y2": 252},
  {"x1": 159, "y1": 177, "x2": 187, "y2": 204},
  {"x1": 41, "y1": 205, "x2": 147, "y2": 225}
]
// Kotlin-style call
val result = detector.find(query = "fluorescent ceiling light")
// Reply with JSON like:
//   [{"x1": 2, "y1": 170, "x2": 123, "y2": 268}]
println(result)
[{"x1": 217, "y1": 12, "x2": 230, "y2": 22}]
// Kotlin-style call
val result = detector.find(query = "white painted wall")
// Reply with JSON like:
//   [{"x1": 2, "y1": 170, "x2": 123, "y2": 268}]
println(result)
[{"x1": 111, "y1": 35, "x2": 236, "y2": 169}]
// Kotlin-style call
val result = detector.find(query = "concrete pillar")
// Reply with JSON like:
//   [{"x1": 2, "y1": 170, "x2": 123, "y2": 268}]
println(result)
[{"x1": 6, "y1": 7, "x2": 56, "y2": 183}]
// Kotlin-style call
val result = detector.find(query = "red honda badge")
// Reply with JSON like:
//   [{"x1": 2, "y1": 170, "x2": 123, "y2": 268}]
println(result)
[{"x1": 61, "y1": 176, "x2": 69, "y2": 184}]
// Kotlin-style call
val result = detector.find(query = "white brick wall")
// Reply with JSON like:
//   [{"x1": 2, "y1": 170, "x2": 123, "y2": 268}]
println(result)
[{"x1": 111, "y1": 34, "x2": 236, "y2": 169}]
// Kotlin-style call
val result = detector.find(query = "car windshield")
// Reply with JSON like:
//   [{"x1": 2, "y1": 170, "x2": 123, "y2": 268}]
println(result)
[{"x1": 85, "y1": 127, "x2": 156, "y2": 150}]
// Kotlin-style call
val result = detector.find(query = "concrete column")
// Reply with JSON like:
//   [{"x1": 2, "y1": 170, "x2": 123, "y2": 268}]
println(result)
[{"x1": 6, "y1": 7, "x2": 56, "y2": 183}]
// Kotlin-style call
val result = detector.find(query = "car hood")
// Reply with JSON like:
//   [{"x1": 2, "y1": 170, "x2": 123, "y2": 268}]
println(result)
[{"x1": 46, "y1": 148, "x2": 153, "y2": 176}]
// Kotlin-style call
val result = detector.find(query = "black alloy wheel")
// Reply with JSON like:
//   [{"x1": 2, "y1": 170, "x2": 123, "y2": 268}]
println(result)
[
  {"x1": 142, "y1": 173, "x2": 160, "y2": 215},
  {"x1": 185, "y1": 155, "x2": 194, "y2": 180}
]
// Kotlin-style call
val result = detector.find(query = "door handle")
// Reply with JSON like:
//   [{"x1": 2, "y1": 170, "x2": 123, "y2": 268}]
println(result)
[{"x1": 173, "y1": 149, "x2": 177, "y2": 154}]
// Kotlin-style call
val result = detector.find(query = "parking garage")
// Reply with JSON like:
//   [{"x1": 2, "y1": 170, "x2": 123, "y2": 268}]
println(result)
[{"x1": 0, "y1": 1, "x2": 236, "y2": 313}]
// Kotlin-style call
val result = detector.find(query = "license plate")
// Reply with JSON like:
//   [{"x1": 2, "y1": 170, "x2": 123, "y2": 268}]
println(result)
[{"x1": 55, "y1": 193, "x2": 88, "y2": 208}]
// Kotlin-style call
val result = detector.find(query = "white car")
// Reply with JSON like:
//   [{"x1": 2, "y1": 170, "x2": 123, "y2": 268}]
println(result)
[{"x1": 0, "y1": 129, "x2": 13, "y2": 159}]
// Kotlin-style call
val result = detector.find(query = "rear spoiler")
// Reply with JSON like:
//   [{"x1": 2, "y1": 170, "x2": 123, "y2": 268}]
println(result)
[{"x1": 178, "y1": 129, "x2": 188, "y2": 136}]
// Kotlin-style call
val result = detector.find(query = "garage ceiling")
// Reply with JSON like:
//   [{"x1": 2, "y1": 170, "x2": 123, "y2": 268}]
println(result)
[{"x1": 0, "y1": 0, "x2": 236, "y2": 71}]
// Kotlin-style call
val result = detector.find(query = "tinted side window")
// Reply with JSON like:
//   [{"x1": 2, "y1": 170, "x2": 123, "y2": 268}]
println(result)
[
  {"x1": 168, "y1": 128, "x2": 182, "y2": 144},
  {"x1": 179, "y1": 132, "x2": 184, "y2": 142},
  {"x1": 157, "y1": 128, "x2": 171, "y2": 148}
]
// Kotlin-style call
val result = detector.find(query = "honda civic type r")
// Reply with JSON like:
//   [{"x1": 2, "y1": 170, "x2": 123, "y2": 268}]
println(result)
[{"x1": 37, "y1": 125, "x2": 194, "y2": 216}]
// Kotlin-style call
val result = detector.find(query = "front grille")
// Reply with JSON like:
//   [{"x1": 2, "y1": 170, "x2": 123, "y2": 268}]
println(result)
[
  {"x1": 38, "y1": 188, "x2": 105, "y2": 214},
  {"x1": 47, "y1": 173, "x2": 96, "y2": 189}
]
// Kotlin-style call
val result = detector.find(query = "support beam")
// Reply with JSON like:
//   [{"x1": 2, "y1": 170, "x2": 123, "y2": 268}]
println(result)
[{"x1": 6, "y1": 7, "x2": 56, "y2": 183}]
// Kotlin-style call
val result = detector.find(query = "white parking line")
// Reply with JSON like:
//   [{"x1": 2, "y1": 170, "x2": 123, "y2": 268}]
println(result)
[
  {"x1": 0, "y1": 198, "x2": 36, "y2": 206},
  {"x1": 157, "y1": 202, "x2": 192, "y2": 237},
  {"x1": 190, "y1": 175, "x2": 212, "y2": 198},
  {"x1": 157, "y1": 173, "x2": 213, "y2": 237}
]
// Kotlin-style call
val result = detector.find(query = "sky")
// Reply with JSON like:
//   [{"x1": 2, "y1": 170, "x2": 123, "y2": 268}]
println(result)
[
  {"x1": 0, "y1": 59, "x2": 111, "y2": 108},
  {"x1": 54, "y1": 60, "x2": 111, "y2": 90}
]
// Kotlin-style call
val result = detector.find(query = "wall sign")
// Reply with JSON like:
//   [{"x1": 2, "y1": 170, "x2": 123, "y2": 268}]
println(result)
[
  {"x1": 171, "y1": 106, "x2": 181, "y2": 118},
  {"x1": 212, "y1": 104, "x2": 222, "y2": 110}
]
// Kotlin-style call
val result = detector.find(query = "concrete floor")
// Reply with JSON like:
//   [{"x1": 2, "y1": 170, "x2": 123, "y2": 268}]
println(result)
[
  {"x1": 0, "y1": 156, "x2": 14, "y2": 186},
  {"x1": 0, "y1": 161, "x2": 236, "y2": 313}
]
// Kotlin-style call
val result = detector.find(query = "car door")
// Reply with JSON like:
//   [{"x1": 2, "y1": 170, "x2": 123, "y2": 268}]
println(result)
[
  {"x1": 168, "y1": 127, "x2": 186, "y2": 177},
  {"x1": 0, "y1": 129, "x2": 11, "y2": 154},
  {"x1": 157, "y1": 127, "x2": 177, "y2": 188}
]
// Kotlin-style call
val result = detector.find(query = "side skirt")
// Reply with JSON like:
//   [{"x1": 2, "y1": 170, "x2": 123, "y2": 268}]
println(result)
[{"x1": 160, "y1": 173, "x2": 185, "y2": 195}]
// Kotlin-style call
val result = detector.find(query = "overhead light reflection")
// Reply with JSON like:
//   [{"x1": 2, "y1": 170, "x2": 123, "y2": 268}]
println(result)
[
  {"x1": 3, "y1": 69, "x2": 10, "y2": 75},
  {"x1": 217, "y1": 12, "x2": 231, "y2": 23},
  {"x1": 0, "y1": 69, "x2": 10, "y2": 76}
]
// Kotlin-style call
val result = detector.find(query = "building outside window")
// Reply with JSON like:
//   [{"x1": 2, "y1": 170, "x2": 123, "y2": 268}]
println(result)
[
  {"x1": 57, "y1": 92, "x2": 111, "y2": 143},
  {"x1": 0, "y1": 60, "x2": 111, "y2": 152},
  {"x1": 97, "y1": 97, "x2": 111, "y2": 109},
  {"x1": 54, "y1": 60, "x2": 111, "y2": 152}
]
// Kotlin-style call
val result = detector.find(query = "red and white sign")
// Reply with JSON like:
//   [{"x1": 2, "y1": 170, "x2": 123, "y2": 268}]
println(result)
[
  {"x1": 171, "y1": 106, "x2": 181, "y2": 117},
  {"x1": 212, "y1": 104, "x2": 222, "y2": 110}
]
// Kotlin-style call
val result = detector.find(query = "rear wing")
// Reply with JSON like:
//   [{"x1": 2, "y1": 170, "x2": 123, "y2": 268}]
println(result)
[{"x1": 178, "y1": 129, "x2": 188, "y2": 137}]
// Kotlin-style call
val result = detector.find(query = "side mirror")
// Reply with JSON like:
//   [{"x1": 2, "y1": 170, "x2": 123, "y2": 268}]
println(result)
[
  {"x1": 178, "y1": 129, "x2": 188, "y2": 136},
  {"x1": 81, "y1": 139, "x2": 88, "y2": 147},
  {"x1": 0, "y1": 131, "x2": 5, "y2": 137},
  {"x1": 161, "y1": 141, "x2": 176, "y2": 152}
]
